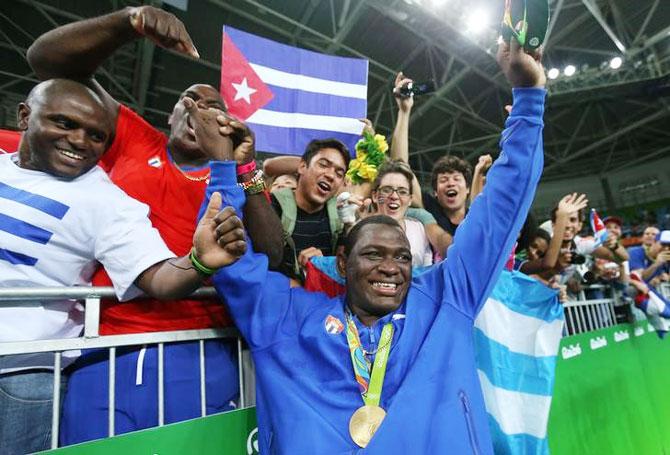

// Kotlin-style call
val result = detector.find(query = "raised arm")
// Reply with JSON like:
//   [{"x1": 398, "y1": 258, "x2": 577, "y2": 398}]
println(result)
[
  {"x1": 437, "y1": 39, "x2": 546, "y2": 318},
  {"x1": 208, "y1": 161, "x2": 296, "y2": 348},
  {"x1": 390, "y1": 72, "x2": 423, "y2": 206},
  {"x1": 521, "y1": 193, "x2": 588, "y2": 274},
  {"x1": 216, "y1": 114, "x2": 284, "y2": 268},
  {"x1": 27, "y1": 6, "x2": 197, "y2": 107},
  {"x1": 469, "y1": 154, "x2": 492, "y2": 202}
]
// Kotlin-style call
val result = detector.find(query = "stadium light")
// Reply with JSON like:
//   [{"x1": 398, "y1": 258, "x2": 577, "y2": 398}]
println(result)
[
  {"x1": 563, "y1": 65, "x2": 576, "y2": 77},
  {"x1": 465, "y1": 9, "x2": 489, "y2": 34},
  {"x1": 547, "y1": 68, "x2": 560, "y2": 79},
  {"x1": 609, "y1": 57, "x2": 623, "y2": 69}
]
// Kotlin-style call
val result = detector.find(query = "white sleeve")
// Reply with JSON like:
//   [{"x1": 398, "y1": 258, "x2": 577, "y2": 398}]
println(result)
[
  {"x1": 94, "y1": 190, "x2": 175, "y2": 301},
  {"x1": 575, "y1": 236, "x2": 598, "y2": 255}
]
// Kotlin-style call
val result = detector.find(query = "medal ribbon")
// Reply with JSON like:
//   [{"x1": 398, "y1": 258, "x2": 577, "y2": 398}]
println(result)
[{"x1": 345, "y1": 311, "x2": 394, "y2": 406}]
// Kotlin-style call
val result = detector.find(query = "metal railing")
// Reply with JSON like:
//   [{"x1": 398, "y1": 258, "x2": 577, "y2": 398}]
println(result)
[
  {"x1": 563, "y1": 282, "x2": 670, "y2": 336},
  {"x1": 0, "y1": 287, "x2": 249, "y2": 450},
  {"x1": 563, "y1": 284, "x2": 621, "y2": 336},
  {"x1": 2, "y1": 282, "x2": 670, "y2": 449}
]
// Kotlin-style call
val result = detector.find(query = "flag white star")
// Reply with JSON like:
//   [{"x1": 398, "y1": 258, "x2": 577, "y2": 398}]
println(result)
[{"x1": 231, "y1": 77, "x2": 257, "y2": 104}]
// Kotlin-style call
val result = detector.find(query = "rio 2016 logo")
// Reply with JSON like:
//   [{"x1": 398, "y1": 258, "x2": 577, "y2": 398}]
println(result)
[{"x1": 246, "y1": 427, "x2": 259, "y2": 454}]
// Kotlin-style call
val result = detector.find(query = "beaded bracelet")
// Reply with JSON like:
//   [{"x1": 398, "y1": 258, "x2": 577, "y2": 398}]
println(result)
[
  {"x1": 237, "y1": 170, "x2": 266, "y2": 195},
  {"x1": 189, "y1": 248, "x2": 218, "y2": 276}
]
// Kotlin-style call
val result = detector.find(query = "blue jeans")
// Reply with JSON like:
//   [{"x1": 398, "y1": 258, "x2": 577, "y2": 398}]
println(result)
[{"x1": 0, "y1": 370, "x2": 67, "y2": 455}]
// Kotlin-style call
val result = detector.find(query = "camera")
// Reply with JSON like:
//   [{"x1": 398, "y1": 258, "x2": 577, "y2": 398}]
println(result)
[
  {"x1": 574, "y1": 264, "x2": 596, "y2": 285},
  {"x1": 569, "y1": 251, "x2": 586, "y2": 265},
  {"x1": 398, "y1": 80, "x2": 436, "y2": 97}
]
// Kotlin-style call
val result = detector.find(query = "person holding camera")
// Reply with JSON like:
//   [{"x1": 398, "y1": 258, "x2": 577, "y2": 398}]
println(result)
[{"x1": 629, "y1": 230, "x2": 670, "y2": 287}]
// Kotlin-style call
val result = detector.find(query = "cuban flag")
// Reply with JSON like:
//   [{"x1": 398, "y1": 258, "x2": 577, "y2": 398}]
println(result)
[
  {"x1": 590, "y1": 209, "x2": 608, "y2": 248},
  {"x1": 220, "y1": 27, "x2": 368, "y2": 156}
]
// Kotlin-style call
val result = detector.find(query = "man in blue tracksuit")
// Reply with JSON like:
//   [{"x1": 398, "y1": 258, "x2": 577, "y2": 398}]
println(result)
[{"x1": 207, "y1": 38, "x2": 546, "y2": 453}]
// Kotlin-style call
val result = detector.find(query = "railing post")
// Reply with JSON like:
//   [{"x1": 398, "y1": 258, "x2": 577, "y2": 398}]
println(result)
[
  {"x1": 238, "y1": 337, "x2": 246, "y2": 409},
  {"x1": 51, "y1": 352, "x2": 61, "y2": 450},
  {"x1": 199, "y1": 339, "x2": 207, "y2": 417},
  {"x1": 158, "y1": 343, "x2": 165, "y2": 426},
  {"x1": 84, "y1": 296, "x2": 101, "y2": 338},
  {"x1": 108, "y1": 347, "x2": 116, "y2": 437}
]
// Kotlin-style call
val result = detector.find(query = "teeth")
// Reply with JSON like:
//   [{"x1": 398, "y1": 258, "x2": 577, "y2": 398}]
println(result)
[
  {"x1": 372, "y1": 282, "x2": 397, "y2": 290},
  {"x1": 388, "y1": 203, "x2": 400, "y2": 210},
  {"x1": 59, "y1": 149, "x2": 84, "y2": 160},
  {"x1": 318, "y1": 182, "x2": 331, "y2": 192}
]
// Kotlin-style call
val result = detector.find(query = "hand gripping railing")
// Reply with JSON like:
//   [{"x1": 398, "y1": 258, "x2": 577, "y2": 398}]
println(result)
[{"x1": 0, "y1": 286, "x2": 248, "y2": 450}]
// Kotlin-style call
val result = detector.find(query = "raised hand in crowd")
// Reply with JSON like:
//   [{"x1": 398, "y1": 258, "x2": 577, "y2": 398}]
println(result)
[
  {"x1": 469, "y1": 154, "x2": 493, "y2": 202},
  {"x1": 216, "y1": 113, "x2": 256, "y2": 165},
  {"x1": 496, "y1": 37, "x2": 546, "y2": 88},
  {"x1": 392, "y1": 71, "x2": 415, "y2": 113},
  {"x1": 28, "y1": 6, "x2": 196, "y2": 87},
  {"x1": 522, "y1": 193, "x2": 588, "y2": 276},
  {"x1": 183, "y1": 98, "x2": 234, "y2": 161},
  {"x1": 128, "y1": 6, "x2": 199, "y2": 57},
  {"x1": 358, "y1": 118, "x2": 376, "y2": 136}
]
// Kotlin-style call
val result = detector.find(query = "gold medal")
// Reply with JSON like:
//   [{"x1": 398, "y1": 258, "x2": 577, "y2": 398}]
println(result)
[{"x1": 348, "y1": 404, "x2": 386, "y2": 448}]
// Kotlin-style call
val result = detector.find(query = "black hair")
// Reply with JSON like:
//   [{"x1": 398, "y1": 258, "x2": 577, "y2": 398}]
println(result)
[
  {"x1": 533, "y1": 228, "x2": 552, "y2": 245},
  {"x1": 430, "y1": 155, "x2": 473, "y2": 191},
  {"x1": 517, "y1": 213, "x2": 538, "y2": 252},
  {"x1": 343, "y1": 215, "x2": 402, "y2": 256},
  {"x1": 301, "y1": 138, "x2": 350, "y2": 168}
]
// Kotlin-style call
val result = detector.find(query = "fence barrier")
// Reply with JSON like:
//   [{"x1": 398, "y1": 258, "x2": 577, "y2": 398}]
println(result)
[
  {"x1": 0, "y1": 287, "x2": 247, "y2": 450},
  {"x1": 1, "y1": 281, "x2": 670, "y2": 449}
]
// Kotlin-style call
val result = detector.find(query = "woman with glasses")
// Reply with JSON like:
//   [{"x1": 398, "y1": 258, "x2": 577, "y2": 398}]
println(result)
[{"x1": 370, "y1": 160, "x2": 435, "y2": 267}]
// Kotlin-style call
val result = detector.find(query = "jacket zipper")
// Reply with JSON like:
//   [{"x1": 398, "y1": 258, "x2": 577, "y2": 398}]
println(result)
[{"x1": 459, "y1": 390, "x2": 480, "y2": 455}]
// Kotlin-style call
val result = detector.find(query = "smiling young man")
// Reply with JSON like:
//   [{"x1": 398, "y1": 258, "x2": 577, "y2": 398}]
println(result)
[
  {"x1": 206, "y1": 36, "x2": 547, "y2": 453},
  {"x1": 388, "y1": 73, "x2": 472, "y2": 237},
  {"x1": 0, "y1": 78, "x2": 245, "y2": 454},
  {"x1": 271, "y1": 138, "x2": 350, "y2": 280}
]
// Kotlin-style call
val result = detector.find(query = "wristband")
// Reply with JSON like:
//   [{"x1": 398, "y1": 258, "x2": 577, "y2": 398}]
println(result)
[
  {"x1": 236, "y1": 160, "x2": 256, "y2": 176},
  {"x1": 238, "y1": 170, "x2": 266, "y2": 195},
  {"x1": 189, "y1": 248, "x2": 218, "y2": 276}
]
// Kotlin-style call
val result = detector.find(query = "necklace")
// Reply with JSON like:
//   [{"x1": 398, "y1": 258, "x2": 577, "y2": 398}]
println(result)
[{"x1": 175, "y1": 165, "x2": 210, "y2": 182}]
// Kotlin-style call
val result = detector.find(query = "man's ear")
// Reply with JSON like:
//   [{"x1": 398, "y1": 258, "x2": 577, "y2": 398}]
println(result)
[
  {"x1": 336, "y1": 252, "x2": 347, "y2": 278},
  {"x1": 297, "y1": 159, "x2": 307, "y2": 177},
  {"x1": 17, "y1": 103, "x2": 30, "y2": 131}
]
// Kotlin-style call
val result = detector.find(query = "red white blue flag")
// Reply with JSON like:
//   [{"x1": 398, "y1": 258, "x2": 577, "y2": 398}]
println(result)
[
  {"x1": 590, "y1": 209, "x2": 608, "y2": 247},
  {"x1": 220, "y1": 26, "x2": 368, "y2": 156}
]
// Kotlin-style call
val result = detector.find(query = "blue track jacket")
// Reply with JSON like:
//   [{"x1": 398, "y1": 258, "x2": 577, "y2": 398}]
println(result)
[{"x1": 210, "y1": 88, "x2": 546, "y2": 454}]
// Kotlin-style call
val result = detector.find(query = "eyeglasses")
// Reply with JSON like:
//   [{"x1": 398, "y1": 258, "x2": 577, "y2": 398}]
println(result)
[{"x1": 377, "y1": 186, "x2": 411, "y2": 197}]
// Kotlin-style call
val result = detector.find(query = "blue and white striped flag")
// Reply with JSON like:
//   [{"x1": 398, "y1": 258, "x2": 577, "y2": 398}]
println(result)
[
  {"x1": 474, "y1": 270, "x2": 564, "y2": 454},
  {"x1": 221, "y1": 26, "x2": 368, "y2": 156}
]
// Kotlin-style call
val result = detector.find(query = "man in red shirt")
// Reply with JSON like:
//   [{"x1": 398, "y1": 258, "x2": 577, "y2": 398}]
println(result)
[{"x1": 27, "y1": 5, "x2": 283, "y2": 444}]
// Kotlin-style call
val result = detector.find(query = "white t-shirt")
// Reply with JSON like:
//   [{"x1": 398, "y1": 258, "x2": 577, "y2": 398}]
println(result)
[
  {"x1": 0, "y1": 153, "x2": 174, "y2": 371},
  {"x1": 403, "y1": 218, "x2": 433, "y2": 267}
]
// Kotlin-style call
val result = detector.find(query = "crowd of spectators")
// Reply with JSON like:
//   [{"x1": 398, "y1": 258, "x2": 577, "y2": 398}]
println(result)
[{"x1": 0, "y1": 4, "x2": 668, "y2": 455}]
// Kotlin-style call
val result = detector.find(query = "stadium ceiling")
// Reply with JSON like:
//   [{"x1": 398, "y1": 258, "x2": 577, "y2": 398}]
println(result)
[{"x1": 1, "y1": 0, "x2": 668, "y2": 182}]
